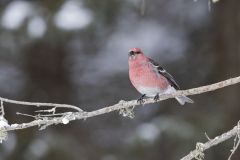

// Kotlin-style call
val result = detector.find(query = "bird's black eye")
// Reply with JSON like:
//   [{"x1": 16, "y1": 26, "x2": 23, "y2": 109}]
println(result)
[
  {"x1": 129, "y1": 50, "x2": 141, "y2": 56},
  {"x1": 129, "y1": 51, "x2": 135, "y2": 56}
]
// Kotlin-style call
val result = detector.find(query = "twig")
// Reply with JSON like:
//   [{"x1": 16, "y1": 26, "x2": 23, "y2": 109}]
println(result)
[
  {"x1": 0, "y1": 97, "x2": 82, "y2": 112},
  {"x1": 16, "y1": 112, "x2": 38, "y2": 118},
  {"x1": 0, "y1": 101, "x2": 4, "y2": 117},
  {"x1": 205, "y1": 132, "x2": 211, "y2": 141}
]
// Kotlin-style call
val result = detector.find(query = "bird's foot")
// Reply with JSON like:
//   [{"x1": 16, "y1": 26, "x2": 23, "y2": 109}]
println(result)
[
  {"x1": 154, "y1": 94, "x2": 159, "y2": 101},
  {"x1": 137, "y1": 94, "x2": 146, "y2": 104}
]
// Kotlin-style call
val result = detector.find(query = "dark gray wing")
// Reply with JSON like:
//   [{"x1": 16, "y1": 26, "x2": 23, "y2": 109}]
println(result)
[{"x1": 149, "y1": 59, "x2": 180, "y2": 90}]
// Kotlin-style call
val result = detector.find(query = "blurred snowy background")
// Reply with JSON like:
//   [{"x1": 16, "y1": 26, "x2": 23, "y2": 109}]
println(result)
[{"x1": 0, "y1": 0, "x2": 240, "y2": 160}]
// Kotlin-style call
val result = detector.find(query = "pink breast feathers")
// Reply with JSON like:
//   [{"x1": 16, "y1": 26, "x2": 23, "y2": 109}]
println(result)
[{"x1": 129, "y1": 62, "x2": 170, "y2": 95}]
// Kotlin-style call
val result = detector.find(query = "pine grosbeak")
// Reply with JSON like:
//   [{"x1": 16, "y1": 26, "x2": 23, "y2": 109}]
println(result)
[{"x1": 128, "y1": 48, "x2": 193, "y2": 105}]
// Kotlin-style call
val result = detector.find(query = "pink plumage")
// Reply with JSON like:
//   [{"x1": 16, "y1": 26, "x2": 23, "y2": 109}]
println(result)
[{"x1": 128, "y1": 48, "x2": 193, "y2": 105}]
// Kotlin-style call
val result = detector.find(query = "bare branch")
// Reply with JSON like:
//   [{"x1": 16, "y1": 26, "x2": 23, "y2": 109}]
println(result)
[
  {"x1": 0, "y1": 76, "x2": 240, "y2": 156},
  {"x1": 181, "y1": 121, "x2": 240, "y2": 160},
  {"x1": 228, "y1": 121, "x2": 240, "y2": 160},
  {"x1": 0, "y1": 75, "x2": 239, "y2": 132}
]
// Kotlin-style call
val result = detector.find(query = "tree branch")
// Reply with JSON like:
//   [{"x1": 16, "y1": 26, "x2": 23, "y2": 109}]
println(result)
[
  {"x1": 0, "y1": 75, "x2": 239, "y2": 158},
  {"x1": 0, "y1": 76, "x2": 239, "y2": 132},
  {"x1": 180, "y1": 121, "x2": 240, "y2": 160}
]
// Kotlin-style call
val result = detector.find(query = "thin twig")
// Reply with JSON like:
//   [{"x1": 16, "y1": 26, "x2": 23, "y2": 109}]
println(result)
[
  {"x1": 205, "y1": 132, "x2": 211, "y2": 141},
  {"x1": 0, "y1": 101, "x2": 4, "y2": 117},
  {"x1": 16, "y1": 112, "x2": 38, "y2": 118},
  {"x1": 0, "y1": 97, "x2": 82, "y2": 112}
]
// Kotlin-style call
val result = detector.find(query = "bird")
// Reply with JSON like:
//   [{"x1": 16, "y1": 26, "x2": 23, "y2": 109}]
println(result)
[{"x1": 128, "y1": 48, "x2": 193, "y2": 105}]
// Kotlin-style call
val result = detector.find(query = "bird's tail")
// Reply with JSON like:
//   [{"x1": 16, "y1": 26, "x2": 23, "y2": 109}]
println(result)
[{"x1": 175, "y1": 96, "x2": 194, "y2": 105}]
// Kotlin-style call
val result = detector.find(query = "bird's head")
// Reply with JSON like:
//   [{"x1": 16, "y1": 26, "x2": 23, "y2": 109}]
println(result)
[{"x1": 128, "y1": 48, "x2": 144, "y2": 60}]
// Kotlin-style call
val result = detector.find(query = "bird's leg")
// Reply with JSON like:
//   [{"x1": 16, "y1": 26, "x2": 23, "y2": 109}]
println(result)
[
  {"x1": 154, "y1": 94, "x2": 159, "y2": 101},
  {"x1": 137, "y1": 94, "x2": 146, "y2": 104}
]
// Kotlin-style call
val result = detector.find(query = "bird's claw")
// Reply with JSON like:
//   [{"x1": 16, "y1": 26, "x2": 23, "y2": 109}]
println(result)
[
  {"x1": 154, "y1": 94, "x2": 159, "y2": 101},
  {"x1": 137, "y1": 94, "x2": 146, "y2": 104},
  {"x1": 137, "y1": 98, "x2": 144, "y2": 104}
]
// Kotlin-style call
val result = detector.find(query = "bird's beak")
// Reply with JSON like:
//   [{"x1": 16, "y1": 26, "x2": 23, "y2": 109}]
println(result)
[{"x1": 128, "y1": 51, "x2": 134, "y2": 56}]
